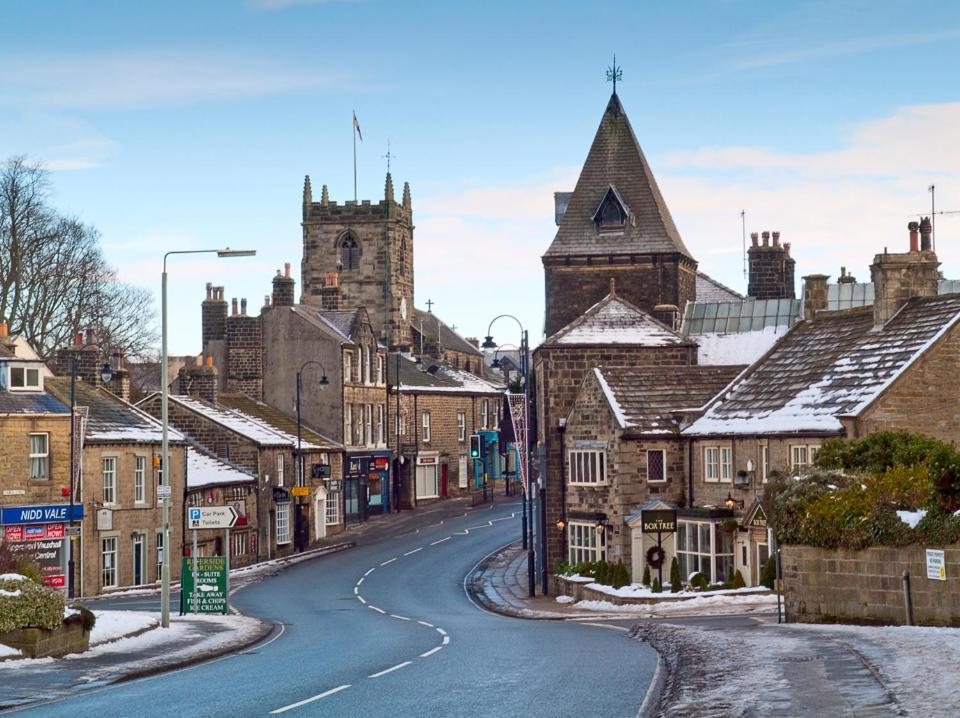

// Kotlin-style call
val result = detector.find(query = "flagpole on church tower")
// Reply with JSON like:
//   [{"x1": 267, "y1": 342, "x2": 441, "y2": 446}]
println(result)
[{"x1": 353, "y1": 110, "x2": 363, "y2": 203}]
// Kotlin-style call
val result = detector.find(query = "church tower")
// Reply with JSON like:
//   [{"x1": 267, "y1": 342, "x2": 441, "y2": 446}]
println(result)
[
  {"x1": 300, "y1": 173, "x2": 414, "y2": 350},
  {"x1": 542, "y1": 92, "x2": 698, "y2": 336}
]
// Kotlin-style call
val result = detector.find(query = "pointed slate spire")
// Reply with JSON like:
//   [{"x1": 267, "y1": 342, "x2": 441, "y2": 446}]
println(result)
[
  {"x1": 384, "y1": 172, "x2": 394, "y2": 202},
  {"x1": 321, "y1": 183, "x2": 329, "y2": 207},
  {"x1": 402, "y1": 181, "x2": 411, "y2": 212},
  {"x1": 544, "y1": 93, "x2": 693, "y2": 260}
]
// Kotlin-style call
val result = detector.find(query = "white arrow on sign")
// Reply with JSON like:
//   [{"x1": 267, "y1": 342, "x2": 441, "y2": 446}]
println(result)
[{"x1": 187, "y1": 505, "x2": 239, "y2": 530}]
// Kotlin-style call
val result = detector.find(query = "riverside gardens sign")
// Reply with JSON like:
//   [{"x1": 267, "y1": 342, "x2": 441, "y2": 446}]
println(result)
[{"x1": 640, "y1": 509, "x2": 678, "y2": 587}]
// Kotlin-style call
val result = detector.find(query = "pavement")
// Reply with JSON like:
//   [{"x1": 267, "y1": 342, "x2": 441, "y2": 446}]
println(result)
[{"x1": 4, "y1": 496, "x2": 659, "y2": 717}]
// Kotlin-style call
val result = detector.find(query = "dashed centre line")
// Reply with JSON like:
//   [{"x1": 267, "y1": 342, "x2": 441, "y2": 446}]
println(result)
[
  {"x1": 369, "y1": 661, "x2": 411, "y2": 678},
  {"x1": 269, "y1": 685, "x2": 351, "y2": 714},
  {"x1": 369, "y1": 606, "x2": 386, "y2": 614},
  {"x1": 403, "y1": 547, "x2": 423, "y2": 556},
  {"x1": 420, "y1": 646, "x2": 443, "y2": 658},
  {"x1": 390, "y1": 614, "x2": 411, "y2": 621},
  {"x1": 429, "y1": 537, "x2": 451, "y2": 546},
  {"x1": 380, "y1": 557, "x2": 397, "y2": 566}
]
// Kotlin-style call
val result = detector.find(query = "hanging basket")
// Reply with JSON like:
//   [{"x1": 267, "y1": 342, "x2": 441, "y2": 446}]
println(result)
[{"x1": 646, "y1": 545, "x2": 666, "y2": 569}]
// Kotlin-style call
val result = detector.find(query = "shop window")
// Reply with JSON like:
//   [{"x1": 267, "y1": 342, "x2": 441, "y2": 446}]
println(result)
[
  {"x1": 568, "y1": 521, "x2": 605, "y2": 564},
  {"x1": 276, "y1": 503, "x2": 291, "y2": 545}
]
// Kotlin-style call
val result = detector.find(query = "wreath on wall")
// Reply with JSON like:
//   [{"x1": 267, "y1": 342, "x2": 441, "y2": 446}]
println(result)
[{"x1": 646, "y1": 545, "x2": 666, "y2": 569}]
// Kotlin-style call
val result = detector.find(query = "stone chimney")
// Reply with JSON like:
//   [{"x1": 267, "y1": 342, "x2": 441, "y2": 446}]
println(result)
[
  {"x1": 838, "y1": 267, "x2": 857, "y2": 284},
  {"x1": 319, "y1": 272, "x2": 342, "y2": 311},
  {"x1": 202, "y1": 284, "x2": 228, "y2": 351},
  {"x1": 178, "y1": 354, "x2": 219, "y2": 404},
  {"x1": 870, "y1": 229, "x2": 940, "y2": 327},
  {"x1": 52, "y1": 330, "x2": 103, "y2": 387},
  {"x1": 225, "y1": 302, "x2": 262, "y2": 399},
  {"x1": 748, "y1": 230, "x2": 796, "y2": 300},
  {"x1": 920, "y1": 216, "x2": 933, "y2": 252},
  {"x1": 272, "y1": 263, "x2": 296, "y2": 307},
  {"x1": 802, "y1": 274, "x2": 830, "y2": 321}
]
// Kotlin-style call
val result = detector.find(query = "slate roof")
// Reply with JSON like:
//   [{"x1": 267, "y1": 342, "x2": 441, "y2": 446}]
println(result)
[
  {"x1": 593, "y1": 365, "x2": 744, "y2": 434},
  {"x1": 387, "y1": 353, "x2": 503, "y2": 394},
  {"x1": 188, "y1": 447, "x2": 257, "y2": 489},
  {"x1": 217, "y1": 393, "x2": 342, "y2": 450},
  {"x1": 411, "y1": 308, "x2": 482, "y2": 356},
  {"x1": 0, "y1": 389, "x2": 69, "y2": 415},
  {"x1": 696, "y1": 272, "x2": 744, "y2": 303},
  {"x1": 318, "y1": 309, "x2": 363, "y2": 341},
  {"x1": 685, "y1": 294, "x2": 960, "y2": 436},
  {"x1": 543, "y1": 93, "x2": 693, "y2": 260},
  {"x1": 543, "y1": 292, "x2": 695, "y2": 348},
  {"x1": 46, "y1": 377, "x2": 186, "y2": 444},
  {"x1": 286, "y1": 305, "x2": 353, "y2": 343}
]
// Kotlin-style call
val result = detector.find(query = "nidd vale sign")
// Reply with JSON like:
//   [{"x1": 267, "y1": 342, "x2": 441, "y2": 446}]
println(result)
[
  {"x1": 1, "y1": 504, "x2": 84, "y2": 526},
  {"x1": 640, "y1": 509, "x2": 677, "y2": 534}
]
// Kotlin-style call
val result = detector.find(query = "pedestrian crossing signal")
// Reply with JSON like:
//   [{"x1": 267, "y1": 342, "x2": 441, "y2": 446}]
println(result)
[{"x1": 470, "y1": 434, "x2": 481, "y2": 459}]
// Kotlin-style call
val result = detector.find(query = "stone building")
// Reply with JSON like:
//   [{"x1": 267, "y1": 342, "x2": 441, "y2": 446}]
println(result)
[
  {"x1": 747, "y1": 231, "x2": 795, "y2": 300},
  {"x1": 300, "y1": 173, "x2": 414, "y2": 350},
  {"x1": 683, "y1": 225, "x2": 960, "y2": 586},
  {"x1": 411, "y1": 308, "x2": 486, "y2": 376},
  {"x1": 534, "y1": 286, "x2": 699, "y2": 571},
  {"x1": 562, "y1": 365, "x2": 741, "y2": 581},
  {"x1": 542, "y1": 92, "x2": 698, "y2": 337},
  {"x1": 185, "y1": 448, "x2": 259, "y2": 565},
  {"x1": 45, "y1": 375, "x2": 188, "y2": 596},
  {"x1": 138, "y1": 371, "x2": 344, "y2": 561},
  {"x1": 387, "y1": 353, "x2": 504, "y2": 507}
]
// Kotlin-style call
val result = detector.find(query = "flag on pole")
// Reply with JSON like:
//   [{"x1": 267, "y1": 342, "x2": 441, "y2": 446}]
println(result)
[{"x1": 353, "y1": 111, "x2": 363, "y2": 141}]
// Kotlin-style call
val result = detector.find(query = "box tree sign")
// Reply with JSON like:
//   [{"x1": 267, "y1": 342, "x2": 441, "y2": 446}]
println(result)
[
  {"x1": 640, "y1": 509, "x2": 677, "y2": 534},
  {"x1": 181, "y1": 556, "x2": 228, "y2": 614}
]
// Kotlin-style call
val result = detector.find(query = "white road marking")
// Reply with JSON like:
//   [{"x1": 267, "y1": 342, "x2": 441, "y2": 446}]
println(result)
[
  {"x1": 442, "y1": 635, "x2": 450, "y2": 645},
  {"x1": 353, "y1": 586, "x2": 358, "y2": 594},
  {"x1": 269, "y1": 684, "x2": 351, "y2": 714},
  {"x1": 380, "y1": 558, "x2": 397, "y2": 566},
  {"x1": 417, "y1": 620, "x2": 434, "y2": 628},
  {"x1": 390, "y1": 614, "x2": 411, "y2": 621},
  {"x1": 429, "y1": 537, "x2": 451, "y2": 546},
  {"x1": 357, "y1": 596, "x2": 366, "y2": 604},
  {"x1": 364, "y1": 567, "x2": 376, "y2": 577},
  {"x1": 580, "y1": 622, "x2": 629, "y2": 632},
  {"x1": 435, "y1": 627, "x2": 447, "y2": 636},
  {"x1": 369, "y1": 606, "x2": 386, "y2": 614},
  {"x1": 637, "y1": 654, "x2": 663, "y2": 718},
  {"x1": 357, "y1": 577, "x2": 364, "y2": 585},
  {"x1": 368, "y1": 661, "x2": 411, "y2": 678},
  {"x1": 403, "y1": 547, "x2": 423, "y2": 556},
  {"x1": 419, "y1": 646, "x2": 443, "y2": 658}
]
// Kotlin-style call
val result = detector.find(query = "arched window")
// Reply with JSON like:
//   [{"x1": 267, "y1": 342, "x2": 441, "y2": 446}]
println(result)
[
  {"x1": 338, "y1": 233, "x2": 361, "y2": 271},
  {"x1": 399, "y1": 237, "x2": 407, "y2": 275}
]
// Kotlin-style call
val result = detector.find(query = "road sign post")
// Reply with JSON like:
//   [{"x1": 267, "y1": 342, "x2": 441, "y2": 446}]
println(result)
[
  {"x1": 181, "y1": 555, "x2": 228, "y2": 614},
  {"x1": 187, "y1": 505, "x2": 239, "y2": 530}
]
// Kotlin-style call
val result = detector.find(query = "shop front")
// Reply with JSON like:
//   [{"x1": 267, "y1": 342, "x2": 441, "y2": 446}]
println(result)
[
  {"x1": 415, "y1": 452, "x2": 443, "y2": 502},
  {"x1": 344, "y1": 451, "x2": 392, "y2": 522},
  {"x1": 0, "y1": 503, "x2": 84, "y2": 592}
]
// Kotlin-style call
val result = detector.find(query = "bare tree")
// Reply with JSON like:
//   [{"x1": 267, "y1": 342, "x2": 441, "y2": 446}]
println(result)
[{"x1": 0, "y1": 156, "x2": 157, "y2": 359}]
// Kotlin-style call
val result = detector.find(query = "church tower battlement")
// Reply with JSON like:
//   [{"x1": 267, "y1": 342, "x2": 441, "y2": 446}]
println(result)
[{"x1": 300, "y1": 173, "x2": 414, "y2": 350}]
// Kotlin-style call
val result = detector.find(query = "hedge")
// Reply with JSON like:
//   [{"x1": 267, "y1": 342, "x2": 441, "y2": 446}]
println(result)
[{"x1": 0, "y1": 575, "x2": 66, "y2": 633}]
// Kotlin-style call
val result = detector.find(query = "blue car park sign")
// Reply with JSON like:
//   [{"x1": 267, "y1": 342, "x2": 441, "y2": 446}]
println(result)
[{"x1": 0, "y1": 504, "x2": 85, "y2": 525}]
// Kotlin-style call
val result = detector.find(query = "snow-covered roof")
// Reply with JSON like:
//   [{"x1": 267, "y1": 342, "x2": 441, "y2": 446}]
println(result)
[
  {"x1": 544, "y1": 292, "x2": 693, "y2": 348},
  {"x1": 693, "y1": 326, "x2": 790, "y2": 366},
  {"x1": 160, "y1": 394, "x2": 325, "y2": 449},
  {"x1": 592, "y1": 365, "x2": 743, "y2": 433},
  {"x1": 685, "y1": 295, "x2": 960, "y2": 436},
  {"x1": 387, "y1": 353, "x2": 503, "y2": 394},
  {"x1": 188, "y1": 448, "x2": 256, "y2": 488}
]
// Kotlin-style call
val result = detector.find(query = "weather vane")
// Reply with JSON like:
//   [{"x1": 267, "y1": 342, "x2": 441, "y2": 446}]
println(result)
[
  {"x1": 606, "y1": 53, "x2": 622, "y2": 94},
  {"x1": 382, "y1": 139, "x2": 396, "y2": 174}
]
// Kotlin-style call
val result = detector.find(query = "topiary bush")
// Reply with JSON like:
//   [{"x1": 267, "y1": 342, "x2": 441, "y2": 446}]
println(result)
[
  {"x1": 0, "y1": 575, "x2": 66, "y2": 633},
  {"x1": 669, "y1": 557, "x2": 682, "y2": 593},
  {"x1": 732, "y1": 570, "x2": 746, "y2": 589},
  {"x1": 592, "y1": 561, "x2": 610, "y2": 586},
  {"x1": 641, "y1": 564, "x2": 651, "y2": 587},
  {"x1": 651, "y1": 576, "x2": 662, "y2": 593},
  {"x1": 689, "y1": 572, "x2": 709, "y2": 592},
  {"x1": 760, "y1": 555, "x2": 777, "y2": 589}
]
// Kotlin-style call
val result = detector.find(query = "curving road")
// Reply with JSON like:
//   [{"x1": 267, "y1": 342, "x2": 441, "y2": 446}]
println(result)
[{"x1": 18, "y1": 502, "x2": 657, "y2": 717}]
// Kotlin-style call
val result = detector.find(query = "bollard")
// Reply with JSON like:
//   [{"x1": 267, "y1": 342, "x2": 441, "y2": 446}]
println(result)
[{"x1": 902, "y1": 570, "x2": 914, "y2": 626}]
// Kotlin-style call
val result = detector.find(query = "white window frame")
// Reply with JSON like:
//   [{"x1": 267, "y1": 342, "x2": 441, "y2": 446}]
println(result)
[
  {"x1": 101, "y1": 536, "x2": 118, "y2": 588},
  {"x1": 29, "y1": 432, "x2": 49, "y2": 480},
  {"x1": 567, "y1": 521, "x2": 605, "y2": 565},
  {"x1": 568, "y1": 449, "x2": 606, "y2": 485},
  {"x1": 232, "y1": 531, "x2": 247, "y2": 557},
  {"x1": 719, "y1": 447, "x2": 732, "y2": 482},
  {"x1": 355, "y1": 348, "x2": 362, "y2": 383},
  {"x1": 102, "y1": 456, "x2": 117, "y2": 504},
  {"x1": 276, "y1": 502, "x2": 291, "y2": 545},
  {"x1": 481, "y1": 400, "x2": 489, "y2": 430},
  {"x1": 376, "y1": 355, "x2": 384, "y2": 385},
  {"x1": 415, "y1": 463, "x2": 439, "y2": 499},
  {"x1": 646, "y1": 449, "x2": 666, "y2": 483},
  {"x1": 365, "y1": 404, "x2": 373, "y2": 446},
  {"x1": 704, "y1": 447, "x2": 720, "y2": 482},
  {"x1": 9, "y1": 365, "x2": 42, "y2": 391},
  {"x1": 343, "y1": 352, "x2": 353, "y2": 384},
  {"x1": 376, "y1": 404, "x2": 385, "y2": 446},
  {"x1": 276, "y1": 454, "x2": 285, "y2": 487},
  {"x1": 676, "y1": 519, "x2": 735, "y2": 585},
  {"x1": 189, "y1": 492, "x2": 203, "y2": 507},
  {"x1": 325, "y1": 492, "x2": 341, "y2": 525},
  {"x1": 759, "y1": 441, "x2": 769, "y2": 484},
  {"x1": 344, "y1": 404, "x2": 352, "y2": 446},
  {"x1": 457, "y1": 412, "x2": 466, "y2": 442},
  {"x1": 791, "y1": 444, "x2": 820, "y2": 473},
  {"x1": 135, "y1": 455, "x2": 147, "y2": 504},
  {"x1": 422, "y1": 411, "x2": 431, "y2": 443}
]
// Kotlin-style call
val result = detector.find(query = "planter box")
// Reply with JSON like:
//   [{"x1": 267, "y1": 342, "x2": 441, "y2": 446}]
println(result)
[{"x1": 0, "y1": 620, "x2": 90, "y2": 659}]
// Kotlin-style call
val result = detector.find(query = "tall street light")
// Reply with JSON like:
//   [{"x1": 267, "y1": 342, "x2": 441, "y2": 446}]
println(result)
[
  {"x1": 295, "y1": 360, "x2": 329, "y2": 552},
  {"x1": 482, "y1": 315, "x2": 535, "y2": 598},
  {"x1": 160, "y1": 248, "x2": 255, "y2": 628}
]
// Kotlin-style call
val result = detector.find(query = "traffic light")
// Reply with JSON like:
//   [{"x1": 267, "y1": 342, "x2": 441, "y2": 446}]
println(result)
[{"x1": 470, "y1": 434, "x2": 482, "y2": 459}]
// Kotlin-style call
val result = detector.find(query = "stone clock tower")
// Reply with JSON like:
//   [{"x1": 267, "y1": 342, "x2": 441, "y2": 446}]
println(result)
[{"x1": 300, "y1": 172, "x2": 414, "y2": 350}]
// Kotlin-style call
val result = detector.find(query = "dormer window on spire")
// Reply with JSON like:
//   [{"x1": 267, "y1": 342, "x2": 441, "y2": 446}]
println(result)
[{"x1": 593, "y1": 186, "x2": 630, "y2": 231}]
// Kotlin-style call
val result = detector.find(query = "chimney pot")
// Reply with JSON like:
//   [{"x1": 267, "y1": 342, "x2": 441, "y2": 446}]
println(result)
[
  {"x1": 205, "y1": 355, "x2": 214, "y2": 368},
  {"x1": 231, "y1": 298, "x2": 238, "y2": 316},
  {"x1": 750, "y1": 232, "x2": 759, "y2": 247},
  {"x1": 264, "y1": 294, "x2": 271, "y2": 307},
  {"x1": 240, "y1": 298, "x2": 248, "y2": 316},
  {"x1": 196, "y1": 354, "x2": 203, "y2": 366},
  {"x1": 772, "y1": 231, "x2": 780, "y2": 247},
  {"x1": 0, "y1": 322, "x2": 7, "y2": 338},
  {"x1": 75, "y1": 332, "x2": 83, "y2": 346},
  {"x1": 784, "y1": 242, "x2": 791, "y2": 256},
  {"x1": 761, "y1": 231, "x2": 770, "y2": 247},
  {"x1": 85, "y1": 327, "x2": 95, "y2": 346},
  {"x1": 284, "y1": 262, "x2": 291, "y2": 278},
  {"x1": 206, "y1": 282, "x2": 213, "y2": 299},
  {"x1": 919, "y1": 216, "x2": 933, "y2": 252}
]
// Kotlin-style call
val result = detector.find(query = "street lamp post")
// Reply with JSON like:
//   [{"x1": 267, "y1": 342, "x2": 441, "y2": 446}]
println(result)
[
  {"x1": 483, "y1": 315, "x2": 535, "y2": 598},
  {"x1": 295, "y1": 361, "x2": 329, "y2": 552},
  {"x1": 160, "y1": 248, "x2": 254, "y2": 628}
]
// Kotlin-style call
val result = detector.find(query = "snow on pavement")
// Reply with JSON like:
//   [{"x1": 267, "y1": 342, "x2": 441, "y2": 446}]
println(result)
[{"x1": 89, "y1": 610, "x2": 158, "y2": 645}]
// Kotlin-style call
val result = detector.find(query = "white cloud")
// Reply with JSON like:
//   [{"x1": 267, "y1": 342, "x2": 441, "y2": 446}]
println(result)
[{"x1": 0, "y1": 50, "x2": 347, "y2": 110}]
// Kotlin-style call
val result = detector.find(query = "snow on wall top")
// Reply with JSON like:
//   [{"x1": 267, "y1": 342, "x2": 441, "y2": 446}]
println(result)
[{"x1": 686, "y1": 295, "x2": 960, "y2": 436}]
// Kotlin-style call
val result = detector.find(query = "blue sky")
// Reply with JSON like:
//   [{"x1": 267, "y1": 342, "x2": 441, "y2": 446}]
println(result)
[{"x1": 3, "y1": 1, "x2": 960, "y2": 353}]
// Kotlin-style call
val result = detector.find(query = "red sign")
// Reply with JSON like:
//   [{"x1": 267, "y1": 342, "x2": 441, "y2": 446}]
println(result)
[
  {"x1": 418, "y1": 457, "x2": 437, "y2": 465},
  {"x1": 4, "y1": 526, "x2": 23, "y2": 542},
  {"x1": 374, "y1": 457, "x2": 389, "y2": 469},
  {"x1": 45, "y1": 523, "x2": 65, "y2": 539},
  {"x1": 44, "y1": 574, "x2": 65, "y2": 588}
]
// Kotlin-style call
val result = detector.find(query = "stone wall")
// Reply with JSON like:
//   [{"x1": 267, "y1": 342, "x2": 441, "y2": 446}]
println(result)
[
  {"x1": 225, "y1": 313, "x2": 262, "y2": 400},
  {"x1": 543, "y1": 255, "x2": 697, "y2": 338},
  {"x1": 782, "y1": 544, "x2": 960, "y2": 626},
  {"x1": 0, "y1": 414, "x2": 71, "y2": 506},
  {"x1": 747, "y1": 232, "x2": 795, "y2": 300}
]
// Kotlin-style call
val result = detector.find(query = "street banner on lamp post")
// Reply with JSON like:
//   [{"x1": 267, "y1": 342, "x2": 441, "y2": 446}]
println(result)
[{"x1": 506, "y1": 393, "x2": 527, "y2": 494}]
